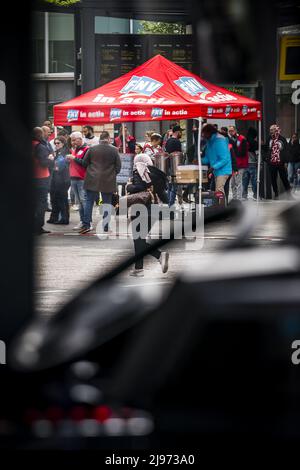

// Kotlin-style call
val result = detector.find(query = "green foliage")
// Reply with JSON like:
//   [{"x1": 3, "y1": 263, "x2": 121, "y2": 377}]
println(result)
[
  {"x1": 138, "y1": 21, "x2": 186, "y2": 35},
  {"x1": 43, "y1": 0, "x2": 80, "y2": 6}
]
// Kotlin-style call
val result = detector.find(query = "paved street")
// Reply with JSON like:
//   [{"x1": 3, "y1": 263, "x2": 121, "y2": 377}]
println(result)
[{"x1": 35, "y1": 199, "x2": 295, "y2": 315}]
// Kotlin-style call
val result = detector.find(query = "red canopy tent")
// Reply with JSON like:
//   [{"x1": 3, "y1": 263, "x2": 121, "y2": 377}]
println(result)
[
  {"x1": 54, "y1": 54, "x2": 261, "y2": 125},
  {"x1": 54, "y1": 54, "x2": 263, "y2": 206}
]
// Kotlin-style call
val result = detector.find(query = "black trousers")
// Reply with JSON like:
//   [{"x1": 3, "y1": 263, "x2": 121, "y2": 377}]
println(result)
[
  {"x1": 268, "y1": 164, "x2": 290, "y2": 196},
  {"x1": 50, "y1": 187, "x2": 70, "y2": 223},
  {"x1": 131, "y1": 213, "x2": 161, "y2": 270},
  {"x1": 34, "y1": 179, "x2": 49, "y2": 232}
]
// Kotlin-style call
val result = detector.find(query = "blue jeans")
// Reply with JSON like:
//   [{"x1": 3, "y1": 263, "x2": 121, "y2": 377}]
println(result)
[
  {"x1": 288, "y1": 162, "x2": 300, "y2": 186},
  {"x1": 83, "y1": 189, "x2": 98, "y2": 227},
  {"x1": 242, "y1": 166, "x2": 257, "y2": 199},
  {"x1": 71, "y1": 179, "x2": 86, "y2": 222},
  {"x1": 168, "y1": 183, "x2": 177, "y2": 206}
]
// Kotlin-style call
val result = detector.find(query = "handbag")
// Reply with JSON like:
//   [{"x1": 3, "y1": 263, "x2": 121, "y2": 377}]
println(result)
[{"x1": 123, "y1": 190, "x2": 152, "y2": 208}]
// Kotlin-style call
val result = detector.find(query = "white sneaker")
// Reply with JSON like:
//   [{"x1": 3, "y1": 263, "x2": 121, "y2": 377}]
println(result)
[
  {"x1": 73, "y1": 222, "x2": 84, "y2": 230},
  {"x1": 90, "y1": 223, "x2": 94, "y2": 230},
  {"x1": 159, "y1": 252, "x2": 169, "y2": 273},
  {"x1": 129, "y1": 269, "x2": 144, "y2": 277},
  {"x1": 72, "y1": 204, "x2": 79, "y2": 211}
]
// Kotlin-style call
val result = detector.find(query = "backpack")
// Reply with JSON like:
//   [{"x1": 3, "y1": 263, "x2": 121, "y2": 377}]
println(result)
[{"x1": 148, "y1": 166, "x2": 169, "y2": 203}]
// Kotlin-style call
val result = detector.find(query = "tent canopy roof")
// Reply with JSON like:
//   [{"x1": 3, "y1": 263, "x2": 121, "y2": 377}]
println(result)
[{"x1": 54, "y1": 55, "x2": 262, "y2": 125}]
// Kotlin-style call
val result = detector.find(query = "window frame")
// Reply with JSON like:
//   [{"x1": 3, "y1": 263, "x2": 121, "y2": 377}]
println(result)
[{"x1": 32, "y1": 11, "x2": 75, "y2": 78}]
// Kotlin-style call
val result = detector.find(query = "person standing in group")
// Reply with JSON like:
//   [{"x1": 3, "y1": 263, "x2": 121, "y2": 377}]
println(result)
[
  {"x1": 287, "y1": 133, "x2": 300, "y2": 190},
  {"x1": 143, "y1": 133, "x2": 163, "y2": 160},
  {"x1": 219, "y1": 127, "x2": 238, "y2": 204},
  {"x1": 67, "y1": 132, "x2": 89, "y2": 230},
  {"x1": 242, "y1": 127, "x2": 259, "y2": 200},
  {"x1": 114, "y1": 125, "x2": 136, "y2": 154},
  {"x1": 71, "y1": 131, "x2": 121, "y2": 235},
  {"x1": 201, "y1": 124, "x2": 232, "y2": 196},
  {"x1": 165, "y1": 125, "x2": 183, "y2": 206},
  {"x1": 43, "y1": 120, "x2": 55, "y2": 141},
  {"x1": 82, "y1": 125, "x2": 99, "y2": 147},
  {"x1": 135, "y1": 143, "x2": 143, "y2": 155},
  {"x1": 265, "y1": 124, "x2": 292, "y2": 199},
  {"x1": 162, "y1": 121, "x2": 179, "y2": 151},
  {"x1": 228, "y1": 125, "x2": 248, "y2": 201},
  {"x1": 47, "y1": 136, "x2": 70, "y2": 225},
  {"x1": 126, "y1": 154, "x2": 169, "y2": 277},
  {"x1": 32, "y1": 127, "x2": 54, "y2": 235}
]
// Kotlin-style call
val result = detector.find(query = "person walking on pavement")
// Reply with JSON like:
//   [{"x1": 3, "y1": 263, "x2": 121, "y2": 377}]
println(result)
[
  {"x1": 228, "y1": 125, "x2": 248, "y2": 201},
  {"x1": 67, "y1": 132, "x2": 89, "y2": 230},
  {"x1": 47, "y1": 136, "x2": 70, "y2": 225},
  {"x1": 265, "y1": 124, "x2": 292, "y2": 199},
  {"x1": 127, "y1": 154, "x2": 169, "y2": 277},
  {"x1": 201, "y1": 124, "x2": 232, "y2": 196},
  {"x1": 32, "y1": 127, "x2": 54, "y2": 235},
  {"x1": 72, "y1": 131, "x2": 121, "y2": 235},
  {"x1": 287, "y1": 133, "x2": 300, "y2": 190},
  {"x1": 242, "y1": 127, "x2": 259, "y2": 200}
]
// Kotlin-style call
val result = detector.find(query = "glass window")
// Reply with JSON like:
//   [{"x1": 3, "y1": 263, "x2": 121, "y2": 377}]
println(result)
[
  {"x1": 32, "y1": 12, "x2": 45, "y2": 73},
  {"x1": 48, "y1": 13, "x2": 74, "y2": 73},
  {"x1": 95, "y1": 16, "x2": 130, "y2": 34}
]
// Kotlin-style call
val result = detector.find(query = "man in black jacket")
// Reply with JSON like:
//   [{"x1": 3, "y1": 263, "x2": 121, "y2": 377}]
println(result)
[
  {"x1": 165, "y1": 125, "x2": 183, "y2": 206},
  {"x1": 71, "y1": 131, "x2": 121, "y2": 234},
  {"x1": 32, "y1": 127, "x2": 54, "y2": 234},
  {"x1": 264, "y1": 124, "x2": 292, "y2": 199}
]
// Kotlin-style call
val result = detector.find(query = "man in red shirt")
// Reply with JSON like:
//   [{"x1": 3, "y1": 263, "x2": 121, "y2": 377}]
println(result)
[{"x1": 67, "y1": 132, "x2": 89, "y2": 230}]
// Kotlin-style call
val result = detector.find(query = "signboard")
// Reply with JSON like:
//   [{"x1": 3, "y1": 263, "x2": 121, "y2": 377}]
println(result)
[
  {"x1": 117, "y1": 153, "x2": 134, "y2": 184},
  {"x1": 95, "y1": 35, "x2": 148, "y2": 86},
  {"x1": 95, "y1": 34, "x2": 194, "y2": 86},
  {"x1": 279, "y1": 35, "x2": 300, "y2": 81},
  {"x1": 149, "y1": 36, "x2": 193, "y2": 72}
]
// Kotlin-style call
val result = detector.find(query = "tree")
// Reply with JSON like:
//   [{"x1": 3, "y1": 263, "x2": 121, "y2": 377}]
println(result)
[
  {"x1": 43, "y1": 0, "x2": 80, "y2": 6},
  {"x1": 138, "y1": 21, "x2": 186, "y2": 35}
]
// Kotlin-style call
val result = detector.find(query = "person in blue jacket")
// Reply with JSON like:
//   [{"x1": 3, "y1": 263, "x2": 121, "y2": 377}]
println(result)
[{"x1": 201, "y1": 123, "x2": 232, "y2": 196}]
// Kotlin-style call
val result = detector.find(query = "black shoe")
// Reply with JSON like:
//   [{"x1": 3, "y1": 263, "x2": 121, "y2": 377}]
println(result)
[
  {"x1": 46, "y1": 219, "x2": 57, "y2": 224},
  {"x1": 35, "y1": 228, "x2": 51, "y2": 235},
  {"x1": 55, "y1": 220, "x2": 69, "y2": 225},
  {"x1": 274, "y1": 194, "x2": 279, "y2": 200},
  {"x1": 46, "y1": 207, "x2": 52, "y2": 212}
]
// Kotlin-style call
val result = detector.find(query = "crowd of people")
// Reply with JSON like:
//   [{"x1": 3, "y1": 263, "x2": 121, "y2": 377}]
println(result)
[
  {"x1": 197, "y1": 122, "x2": 300, "y2": 203},
  {"x1": 32, "y1": 119, "x2": 300, "y2": 273}
]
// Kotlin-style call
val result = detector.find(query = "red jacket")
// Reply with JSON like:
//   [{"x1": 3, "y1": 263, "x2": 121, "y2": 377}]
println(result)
[
  {"x1": 69, "y1": 145, "x2": 89, "y2": 179},
  {"x1": 235, "y1": 134, "x2": 249, "y2": 169},
  {"x1": 32, "y1": 140, "x2": 50, "y2": 179}
]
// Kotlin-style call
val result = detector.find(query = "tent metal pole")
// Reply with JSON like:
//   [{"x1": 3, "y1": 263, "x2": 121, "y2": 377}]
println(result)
[
  {"x1": 54, "y1": 126, "x2": 57, "y2": 138},
  {"x1": 197, "y1": 117, "x2": 203, "y2": 216},
  {"x1": 122, "y1": 122, "x2": 126, "y2": 153},
  {"x1": 257, "y1": 119, "x2": 262, "y2": 210}
]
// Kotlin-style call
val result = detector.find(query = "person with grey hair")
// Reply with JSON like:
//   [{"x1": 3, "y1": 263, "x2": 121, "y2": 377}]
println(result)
[{"x1": 67, "y1": 132, "x2": 89, "y2": 230}]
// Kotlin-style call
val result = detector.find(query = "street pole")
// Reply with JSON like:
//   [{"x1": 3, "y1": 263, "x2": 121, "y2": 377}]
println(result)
[
  {"x1": 197, "y1": 117, "x2": 202, "y2": 216},
  {"x1": 122, "y1": 122, "x2": 126, "y2": 153},
  {"x1": 257, "y1": 119, "x2": 262, "y2": 211}
]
